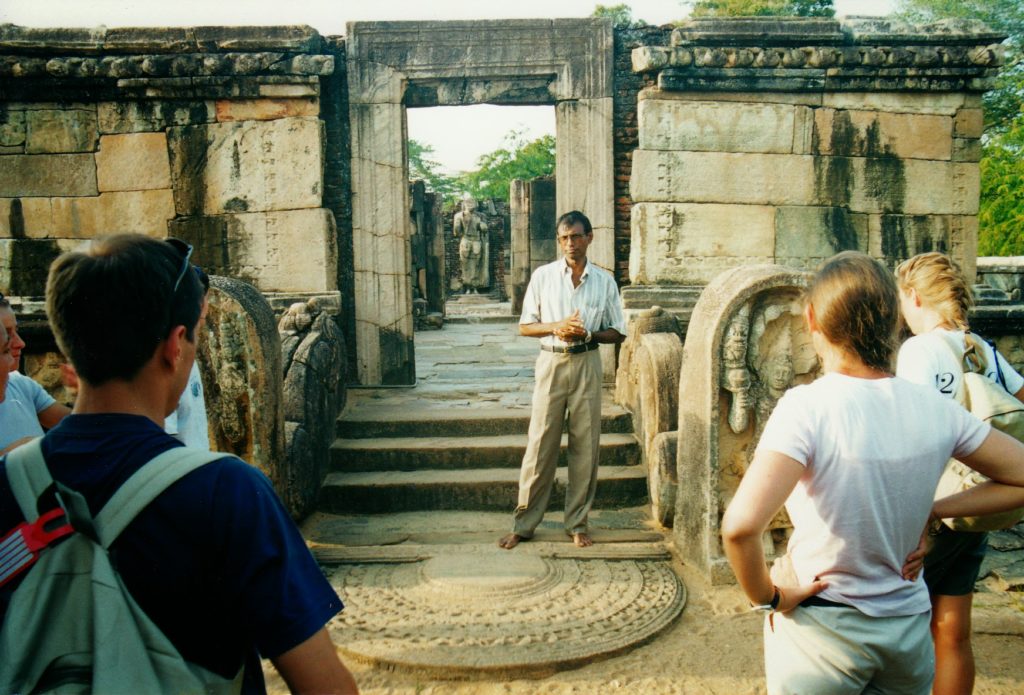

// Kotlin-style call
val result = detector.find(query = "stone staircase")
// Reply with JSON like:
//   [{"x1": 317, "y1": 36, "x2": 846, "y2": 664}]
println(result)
[{"x1": 321, "y1": 404, "x2": 644, "y2": 515}]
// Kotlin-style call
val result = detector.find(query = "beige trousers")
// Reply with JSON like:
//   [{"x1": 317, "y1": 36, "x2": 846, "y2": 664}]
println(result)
[{"x1": 512, "y1": 348, "x2": 602, "y2": 537}]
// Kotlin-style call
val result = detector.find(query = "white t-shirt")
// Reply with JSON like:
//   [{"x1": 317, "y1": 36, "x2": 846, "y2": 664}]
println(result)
[
  {"x1": 164, "y1": 362, "x2": 210, "y2": 450},
  {"x1": 756, "y1": 373, "x2": 989, "y2": 617},
  {"x1": 896, "y1": 329, "x2": 1024, "y2": 399},
  {"x1": 0, "y1": 372, "x2": 56, "y2": 450}
]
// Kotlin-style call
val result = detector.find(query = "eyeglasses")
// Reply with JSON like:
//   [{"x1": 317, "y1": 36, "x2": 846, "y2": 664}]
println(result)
[
  {"x1": 165, "y1": 238, "x2": 194, "y2": 293},
  {"x1": 557, "y1": 233, "x2": 588, "y2": 244}
]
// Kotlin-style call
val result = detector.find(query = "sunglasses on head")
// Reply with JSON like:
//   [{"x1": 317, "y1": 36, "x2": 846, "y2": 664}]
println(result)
[{"x1": 165, "y1": 238, "x2": 194, "y2": 293}]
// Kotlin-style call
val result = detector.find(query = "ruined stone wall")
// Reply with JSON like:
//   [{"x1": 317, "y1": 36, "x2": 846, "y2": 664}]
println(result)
[
  {"x1": 0, "y1": 25, "x2": 339, "y2": 300},
  {"x1": 613, "y1": 25, "x2": 672, "y2": 285},
  {"x1": 627, "y1": 16, "x2": 1004, "y2": 328}
]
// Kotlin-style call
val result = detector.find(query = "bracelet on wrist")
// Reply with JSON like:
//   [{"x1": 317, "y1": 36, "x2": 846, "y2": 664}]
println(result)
[{"x1": 750, "y1": 586, "x2": 781, "y2": 614}]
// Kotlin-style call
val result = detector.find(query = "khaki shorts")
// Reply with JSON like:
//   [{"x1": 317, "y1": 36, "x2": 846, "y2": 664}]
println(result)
[{"x1": 764, "y1": 604, "x2": 933, "y2": 695}]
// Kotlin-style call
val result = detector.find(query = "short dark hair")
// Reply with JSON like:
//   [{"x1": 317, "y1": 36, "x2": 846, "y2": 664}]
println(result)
[
  {"x1": 807, "y1": 251, "x2": 899, "y2": 373},
  {"x1": 46, "y1": 234, "x2": 204, "y2": 385},
  {"x1": 556, "y1": 210, "x2": 592, "y2": 235}
]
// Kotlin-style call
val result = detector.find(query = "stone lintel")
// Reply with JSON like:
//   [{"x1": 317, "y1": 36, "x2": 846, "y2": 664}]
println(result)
[
  {"x1": 671, "y1": 18, "x2": 843, "y2": 46},
  {"x1": 0, "y1": 24, "x2": 325, "y2": 55}
]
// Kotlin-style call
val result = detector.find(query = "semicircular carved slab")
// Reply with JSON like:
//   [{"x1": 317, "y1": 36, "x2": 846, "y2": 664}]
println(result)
[{"x1": 330, "y1": 553, "x2": 686, "y2": 677}]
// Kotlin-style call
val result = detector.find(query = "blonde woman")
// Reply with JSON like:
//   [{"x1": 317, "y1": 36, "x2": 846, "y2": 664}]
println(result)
[
  {"x1": 723, "y1": 251, "x2": 1024, "y2": 694},
  {"x1": 896, "y1": 251, "x2": 1024, "y2": 695}
]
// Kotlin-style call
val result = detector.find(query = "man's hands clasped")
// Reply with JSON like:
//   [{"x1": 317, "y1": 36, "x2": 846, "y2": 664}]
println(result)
[{"x1": 553, "y1": 309, "x2": 587, "y2": 343}]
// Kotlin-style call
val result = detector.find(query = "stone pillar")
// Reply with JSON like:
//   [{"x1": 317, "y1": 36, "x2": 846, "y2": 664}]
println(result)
[{"x1": 510, "y1": 179, "x2": 530, "y2": 315}]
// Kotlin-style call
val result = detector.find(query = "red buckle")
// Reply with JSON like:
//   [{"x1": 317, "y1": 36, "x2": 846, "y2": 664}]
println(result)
[{"x1": 0, "y1": 508, "x2": 74, "y2": 589}]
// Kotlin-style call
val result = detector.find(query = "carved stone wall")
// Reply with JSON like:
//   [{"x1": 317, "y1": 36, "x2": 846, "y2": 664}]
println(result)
[
  {"x1": 0, "y1": 25, "x2": 338, "y2": 301},
  {"x1": 675, "y1": 266, "x2": 817, "y2": 584},
  {"x1": 627, "y1": 16, "x2": 1003, "y2": 329}
]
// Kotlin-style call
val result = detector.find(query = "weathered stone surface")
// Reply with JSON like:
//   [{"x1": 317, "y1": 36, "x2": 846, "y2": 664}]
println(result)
[
  {"x1": 774, "y1": 206, "x2": 868, "y2": 264},
  {"x1": 331, "y1": 553, "x2": 685, "y2": 676},
  {"x1": 869, "y1": 214, "x2": 953, "y2": 266},
  {"x1": 0, "y1": 109, "x2": 26, "y2": 147},
  {"x1": 258, "y1": 83, "x2": 319, "y2": 98},
  {"x1": 0, "y1": 239, "x2": 62, "y2": 295},
  {"x1": 0, "y1": 154, "x2": 97, "y2": 197},
  {"x1": 96, "y1": 132, "x2": 171, "y2": 191},
  {"x1": 630, "y1": 203, "x2": 776, "y2": 285},
  {"x1": 675, "y1": 265, "x2": 816, "y2": 583},
  {"x1": 952, "y1": 215, "x2": 979, "y2": 283},
  {"x1": 812, "y1": 109, "x2": 952, "y2": 160},
  {"x1": 98, "y1": 100, "x2": 215, "y2": 134},
  {"x1": 24, "y1": 108, "x2": 98, "y2": 154},
  {"x1": 954, "y1": 107, "x2": 985, "y2": 138},
  {"x1": 812, "y1": 157, "x2": 980, "y2": 215},
  {"x1": 11, "y1": 190, "x2": 174, "y2": 239},
  {"x1": 279, "y1": 303, "x2": 347, "y2": 519},
  {"x1": 638, "y1": 99, "x2": 811, "y2": 154},
  {"x1": 169, "y1": 208, "x2": 337, "y2": 293},
  {"x1": 821, "y1": 91, "x2": 973, "y2": 115},
  {"x1": 201, "y1": 275, "x2": 284, "y2": 489},
  {"x1": 214, "y1": 97, "x2": 319, "y2": 122},
  {"x1": 167, "y1": 116, "x2": 323, "y2": 216},
  {"x1": 953, "y1": 137, "x2": 982, "y2": 162},
  {"x1": 648, "y1": 431, "x2": 678, "y2": 528},
  {"x1": 614, "y1": 306, "x2": 680, "y2": 436},
  {"x1": 630, "y1": 150, "x2": 816, "y2": 206}
]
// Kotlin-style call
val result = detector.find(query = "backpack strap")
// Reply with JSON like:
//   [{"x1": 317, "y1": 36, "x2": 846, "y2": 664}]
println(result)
[
  {"x1": 5, "y1": 438, "x2": 52, "y2": 523},
  {"x1": 94, "y1": 448, "x2": 225, "y2": 548}
]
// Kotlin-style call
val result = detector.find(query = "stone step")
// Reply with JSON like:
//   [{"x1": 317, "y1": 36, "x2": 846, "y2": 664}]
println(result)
[
  {"x1": 330, "y1": 432, "x2": 640, "y2": 471},
  {"x1": 336, "y1": 405, "x2": 633, "y2": 438},
  {"x1": 318, "y1": 465, "x2": 648, "y2": 514}
]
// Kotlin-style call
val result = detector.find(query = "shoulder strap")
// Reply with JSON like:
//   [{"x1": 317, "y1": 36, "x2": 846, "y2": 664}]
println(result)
[
  {"x1": 5, "y1": 438, "x2": 50, "y2": 522},
  {"x1": 94, "y1": 448, "x2": 225, "y2": 548}
]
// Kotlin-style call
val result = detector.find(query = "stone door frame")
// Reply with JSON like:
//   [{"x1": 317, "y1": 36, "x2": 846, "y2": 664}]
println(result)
[{"x1": 347, "y1": 19, "x2": 615, "y2": 384}]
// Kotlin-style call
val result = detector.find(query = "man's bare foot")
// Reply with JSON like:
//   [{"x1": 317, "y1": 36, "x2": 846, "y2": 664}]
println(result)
[
  {"x1": 572, "y1": 532, "x2": 593, "y2": 548},
  {"x1": 498, "y1": 533, "x2": 525, "y2": 549}
]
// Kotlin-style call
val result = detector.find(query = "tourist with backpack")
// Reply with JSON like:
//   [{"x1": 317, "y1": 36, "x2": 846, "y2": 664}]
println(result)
[
  {"x1": 722, "y1": 251, "x2": 1024, "y2": 694},
  {"x1": 896, "y1": 251, "x2": 1024, "y2": 695},
  {"x1": 0, "y1": 235, "x2": 358, "y2": 694}
]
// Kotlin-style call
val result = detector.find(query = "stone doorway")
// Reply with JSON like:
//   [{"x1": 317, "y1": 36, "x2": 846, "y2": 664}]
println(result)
[{"x1": 347, "y1": 18, "x2": 615, "y2": 384}]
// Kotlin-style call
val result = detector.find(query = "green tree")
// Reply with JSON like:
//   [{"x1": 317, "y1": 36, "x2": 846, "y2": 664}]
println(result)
[
  {"x1": 686, "y1": 0, "x2": 834, "y2": 17},
  {"x1": 592, "y1": 4, "x2": 643, "y2": 28},
  {"x1": 897, "y1": 1, "x2": 1024, "y2": 254},
  {"x1": 458, "y1": 130, "x2": 556, "y2": 201},
  {"x1": 408, "y1": 139, "x2": 461, "y2": 203}
]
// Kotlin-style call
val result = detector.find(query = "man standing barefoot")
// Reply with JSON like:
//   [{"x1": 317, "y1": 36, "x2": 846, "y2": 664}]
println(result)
[{"x1": 498, "y1": 211, "x2": 625, "y2": 550}]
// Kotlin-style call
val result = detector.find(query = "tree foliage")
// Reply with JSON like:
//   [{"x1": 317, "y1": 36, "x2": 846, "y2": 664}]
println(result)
[
  {"x1": 592, "y1": 4, "x2": 643, "y2": 28},
  {"x1": 897, "y1": 1, "x2": 1024, "y2": 254},
  {"x1": 686, "y1": 0, "x2": 834, "y2": 17},
  {"x1": 408, "y1": 139, "x2": 462, "y2": 203},
  {"x1": 458, "y1": 130, "x2": 556, "y2": 202}
]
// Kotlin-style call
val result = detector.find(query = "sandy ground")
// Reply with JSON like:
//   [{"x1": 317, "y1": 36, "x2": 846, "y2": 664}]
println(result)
[{"x1": 264, "y1": 558, "x2": 1024, "y2": 694}]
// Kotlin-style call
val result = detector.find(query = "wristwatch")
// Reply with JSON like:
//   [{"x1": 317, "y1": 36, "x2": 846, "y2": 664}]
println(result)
[{"x1": 750, "y1": 586, "x2": 781, "y2": 614}]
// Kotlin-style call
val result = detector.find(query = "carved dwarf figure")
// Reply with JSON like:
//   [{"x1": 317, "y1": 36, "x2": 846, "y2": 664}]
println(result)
[
  {"x1": 453, "y1": 196, "x2": 488, "y2": 293},
  {"x1": 721, "y1": 305, "x2": 752, "y2": 435}
]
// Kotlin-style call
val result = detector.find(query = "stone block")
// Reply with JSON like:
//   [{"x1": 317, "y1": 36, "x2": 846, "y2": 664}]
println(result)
[
  {"x1": 630, "y1": 150, "x2": 816, "y2": 206},
  {"x1": 954, "y1": 108, "x2": 984, "y2": 138},
  {"x1": 258, "y1": 83, "x2": 319, "y2": 98},
  {"x1": 0, "y1": 239, "x2": 62, "y2": 295},
  {"x1": 951, "y1": 215, "x2": 978, "y2": 283},
  {"x1": 202, "y1": 275, "x2": 284, "y2": 490},
  {"x1": 0, "y1": 154, "x2": 97, "y2": 197},
  {"x1": 12, "y1": 190, "x2": 175, "y2": 239},
  {"x1": 214, "y1": 98, "x2": 319, "y2": 122},
  {"x1": 868, "y1": 214, "x2": 953, "y2": 266},
  {"x1": 98, "y1": 100, "x2": 215, "y2": 134},
  {"x1": 0, "y1": 109, "x2": 26, "y2": 147},
  {"x1": 167, "y1": 116, "x2": 323, "y2": 216},
  {"x1": 24, "y1": 108, "x2": 98, "y2": 154},
  {"x1": 813, "y1": 157, "x2": 979, "y2": 215},
  {"x1": 638, "y1": 99, "x2": 811, "y2": 154},
  {"x1": 630, "y1": 203, "x2": 776, "y2": 285},
  {"x1": 813, "y1": 109, "x2": 952, "y2": 160},
  {"x1": 169, "y1": 207, "x2": 337, "y2": 293},
  {"x1": 821, "y1": 92, "x2": 969, "y2": 115},
  {"x1": 775, "y1": 206, "x2": 868, "y2": 263},
  {"x1": 96, "y1": 133, "x2": 172, "y2": 192},
  {"x1": 952, "y1": 138, "x2": 982, "y2": 162}
]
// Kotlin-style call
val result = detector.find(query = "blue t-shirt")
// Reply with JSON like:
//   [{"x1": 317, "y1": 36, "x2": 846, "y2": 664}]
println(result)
[
  {"x1": 0, "y1": 414, "x2": 342, "y2": 693},
  {"x1": 0, "y1": 372, "x2": 55, "y2": 450}
]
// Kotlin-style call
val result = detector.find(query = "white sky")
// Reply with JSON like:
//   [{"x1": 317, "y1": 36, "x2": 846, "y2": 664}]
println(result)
[{"x1": 1, "y1": 0, "x2": 897, "y2": 174}]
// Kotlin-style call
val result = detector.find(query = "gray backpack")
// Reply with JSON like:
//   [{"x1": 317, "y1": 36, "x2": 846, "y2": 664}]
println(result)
[{"x1": 0, "y1": 439, "x2": 243, "y2": 694}]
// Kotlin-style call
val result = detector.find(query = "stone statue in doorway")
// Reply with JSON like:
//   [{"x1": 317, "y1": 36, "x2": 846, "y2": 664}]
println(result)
[{"x1": 454, "y1": 196, "x2": 488, "y2": 293}]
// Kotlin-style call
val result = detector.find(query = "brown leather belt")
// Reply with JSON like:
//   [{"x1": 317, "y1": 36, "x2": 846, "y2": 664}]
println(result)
[{"x1": 541, "y1": 341, "x2": 599, "y2": 354}]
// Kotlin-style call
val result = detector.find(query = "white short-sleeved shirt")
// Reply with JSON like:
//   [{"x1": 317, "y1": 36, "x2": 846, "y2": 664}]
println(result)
[
  {"x1": 519, "y1": 258, "x2": 627, "y2": 349},
  {"x1": 756, "y1": 373, "x2": 989, "y2": 617},
  {"x1": 897, "y1": 328, "x2": 1024, "y2": 399},
  {"x1": 164, "y1": 361, "x2": 210, "y2": 450},
  {"x1": 0, "y1": 372, "x2": 56, "y2": 450}
]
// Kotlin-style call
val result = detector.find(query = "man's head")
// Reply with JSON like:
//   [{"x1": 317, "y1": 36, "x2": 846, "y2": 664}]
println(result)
[
  {"x1": 0, "y1": 293, "x2": 25, "y2": 372},
  {"x1": 46, "y1": 235, "x2": 204, "y2": 388},
  {"x1": 556, "y1": 210, "x2": 593, "y2": 264}
]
